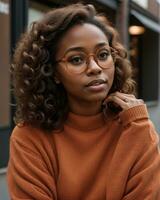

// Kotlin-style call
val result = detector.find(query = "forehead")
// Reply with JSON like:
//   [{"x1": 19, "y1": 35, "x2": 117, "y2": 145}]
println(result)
[{"x1": 56, "y1": 23, "x2": 109, "y2": 56}]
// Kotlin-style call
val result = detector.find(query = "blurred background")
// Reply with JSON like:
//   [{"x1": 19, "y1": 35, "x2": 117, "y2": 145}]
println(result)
[{"x1": 0, "y1": 0, "x2": 160, "y2": 199}]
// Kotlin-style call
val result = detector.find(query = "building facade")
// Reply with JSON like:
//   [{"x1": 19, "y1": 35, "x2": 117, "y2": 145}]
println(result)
[{"x1": 130, "y1": 0, "x2": 160, "y2": 132}]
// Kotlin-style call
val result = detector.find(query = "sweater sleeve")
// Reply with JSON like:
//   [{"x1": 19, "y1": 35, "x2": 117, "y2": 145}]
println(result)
[
  {"x1": 119, "y1": 105, "x2": 160, "y2": 200},
  {"x1": 7, "y1": 127, "x2": 57, "y2": 200}
]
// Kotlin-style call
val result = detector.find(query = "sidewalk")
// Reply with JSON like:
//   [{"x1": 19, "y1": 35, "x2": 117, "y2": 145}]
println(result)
[{"x1": 0, "y1": 171, "x2": 9, "y2": 200}]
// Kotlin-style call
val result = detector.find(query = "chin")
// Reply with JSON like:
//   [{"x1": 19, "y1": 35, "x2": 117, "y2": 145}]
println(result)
[{"x1": 88, "y1": 92, "x2": 108, "y2": 102}]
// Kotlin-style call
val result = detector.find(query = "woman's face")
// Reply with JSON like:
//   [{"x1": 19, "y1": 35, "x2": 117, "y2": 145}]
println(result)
[{"x1": 55, "y1": 23, "x2": 115, "y2": 108}]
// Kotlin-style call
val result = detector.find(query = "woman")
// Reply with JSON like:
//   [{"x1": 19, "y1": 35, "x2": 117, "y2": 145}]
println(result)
[{"x1": 7, "y1": 3, "x2": 160, "y2": 200}]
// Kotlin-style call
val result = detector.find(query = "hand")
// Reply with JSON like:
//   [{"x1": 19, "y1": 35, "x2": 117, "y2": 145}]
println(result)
[{"x1": 103, "y1": 92, "x2": 144, "y2": 111}]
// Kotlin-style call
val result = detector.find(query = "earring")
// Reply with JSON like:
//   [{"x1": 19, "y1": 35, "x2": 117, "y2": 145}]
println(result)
[{"x1": 54, "y1": 78, "x2": 60, "y2": 84}]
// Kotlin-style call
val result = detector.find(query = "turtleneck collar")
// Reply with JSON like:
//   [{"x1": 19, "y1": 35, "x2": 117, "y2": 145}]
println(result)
[{"x1": 65, "y1": 112, "x2": 106, "y2": 131}]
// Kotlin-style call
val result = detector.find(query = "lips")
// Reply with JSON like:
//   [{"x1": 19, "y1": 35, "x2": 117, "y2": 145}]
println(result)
[{"x1": 86, "y1": 79, "x2": 106, "y2": 87}]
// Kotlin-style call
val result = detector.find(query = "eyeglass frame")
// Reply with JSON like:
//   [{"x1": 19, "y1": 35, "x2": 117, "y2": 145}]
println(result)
[{"x1": 55, "y1": 46, "x2": 115, "y2": 74}]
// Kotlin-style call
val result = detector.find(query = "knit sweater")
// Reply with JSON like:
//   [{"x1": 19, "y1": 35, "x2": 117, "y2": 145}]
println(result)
[{"x1": 7, "y1": 105, "x2": 160, "y2": 200}]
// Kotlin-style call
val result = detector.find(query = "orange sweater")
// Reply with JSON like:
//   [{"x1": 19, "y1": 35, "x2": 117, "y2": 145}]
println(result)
[{"x1": 7, "y1": 105, "x2": 160, "y2": 200}]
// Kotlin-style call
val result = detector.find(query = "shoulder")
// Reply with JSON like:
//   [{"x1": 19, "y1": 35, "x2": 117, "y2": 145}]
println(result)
[
  {"x1": 11, "y1": 124, "x2": 46, "y2": 141},
  {"x1": 10, "y1": 124, "x2": 56, "y2": 155}
]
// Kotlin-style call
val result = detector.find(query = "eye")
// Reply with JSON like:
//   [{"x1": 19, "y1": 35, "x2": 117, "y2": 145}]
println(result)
[
  {"x1": 97, "y1": 49, "x2": 110, "y2": 61},
  {"x1": 68, "y1": 55, "x2": 85, "y2": 66}
]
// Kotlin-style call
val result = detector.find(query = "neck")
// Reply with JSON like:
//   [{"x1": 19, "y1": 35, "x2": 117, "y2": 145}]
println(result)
[{"x1": 68, "y1": 99, "x2": 103, "y2": 116}]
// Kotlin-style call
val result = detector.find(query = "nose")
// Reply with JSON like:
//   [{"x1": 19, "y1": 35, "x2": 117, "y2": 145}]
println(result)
[{"x1": 86, "y1": 58, "x2": 102, "y2": 76}]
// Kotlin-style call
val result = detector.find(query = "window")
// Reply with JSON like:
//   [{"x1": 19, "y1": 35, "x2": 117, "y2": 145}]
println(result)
[
  {"x1": 28, "y1": 1, "x2": 50, "y2": 27},
  {"x1": 129, "y1": 12, "x2": 159, "y2": 105}
]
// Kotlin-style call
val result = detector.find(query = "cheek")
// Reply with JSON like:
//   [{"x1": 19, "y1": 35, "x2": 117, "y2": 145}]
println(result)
[{"x1": 58, "y1": 73, "x2": 82, "y2": 92}]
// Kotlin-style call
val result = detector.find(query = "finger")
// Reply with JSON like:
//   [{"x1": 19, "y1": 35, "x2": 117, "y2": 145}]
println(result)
[
  {"x1": 106, "y1": 95, "x2": 129, "y2": 110},
  {"x1": 138, "y1": 99, "x2": 144, "y2": 104},
  {"x1": 105, "y1": 95, "x2": 144, "y2": 111},
  {"x1": 106, "y1": 94, "x2": 133, "y2": 104},
  {"x1": 117, "y1": 92, "x2": 135, "y2": 97},
  {"x1": 102, "y1": 93, "x2": 126, "y2": 105},
  {"x1": 113, "y1": 92, "x2": 136, "y2": 100},
  {"x1": 103, "y1": 92, "x2": 142, "y2": 106}
]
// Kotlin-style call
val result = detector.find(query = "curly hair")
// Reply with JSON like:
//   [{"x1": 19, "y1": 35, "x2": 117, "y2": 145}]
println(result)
[{"x1": 11, "y1": 3, "x2": 135, "y2": 131}]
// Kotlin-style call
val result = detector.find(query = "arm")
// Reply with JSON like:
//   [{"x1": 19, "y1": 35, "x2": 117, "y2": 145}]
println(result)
[
  {"x1": 105, "y1": 92, "x2": 160, "y2": 199},
  {"x1": 122, "y1": 120, "x2": 160, "y2": 200},
  {"x1": 7, "y1": 127, "x2": 57, "y2": 200}
]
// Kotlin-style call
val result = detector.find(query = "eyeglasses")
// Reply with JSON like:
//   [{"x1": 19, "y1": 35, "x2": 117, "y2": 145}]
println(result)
[{"x1": 56, "y1": 46, "x2": 113, "y2": 74}]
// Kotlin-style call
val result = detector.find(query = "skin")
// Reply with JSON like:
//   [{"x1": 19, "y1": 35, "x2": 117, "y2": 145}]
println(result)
[{"x1": 55, "y1": 23, "x2": 144, "y2": 116}]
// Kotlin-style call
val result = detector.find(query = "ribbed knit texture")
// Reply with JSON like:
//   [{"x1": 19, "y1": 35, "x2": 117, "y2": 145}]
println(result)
[{"x1": 7, "y1": 105, "x2": 160, "y2": 200}]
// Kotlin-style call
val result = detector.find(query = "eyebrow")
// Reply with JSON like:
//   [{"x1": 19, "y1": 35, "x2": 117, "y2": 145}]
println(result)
[{"x1": 64, "y1": 42, "x2": 109, "y2": 54}]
